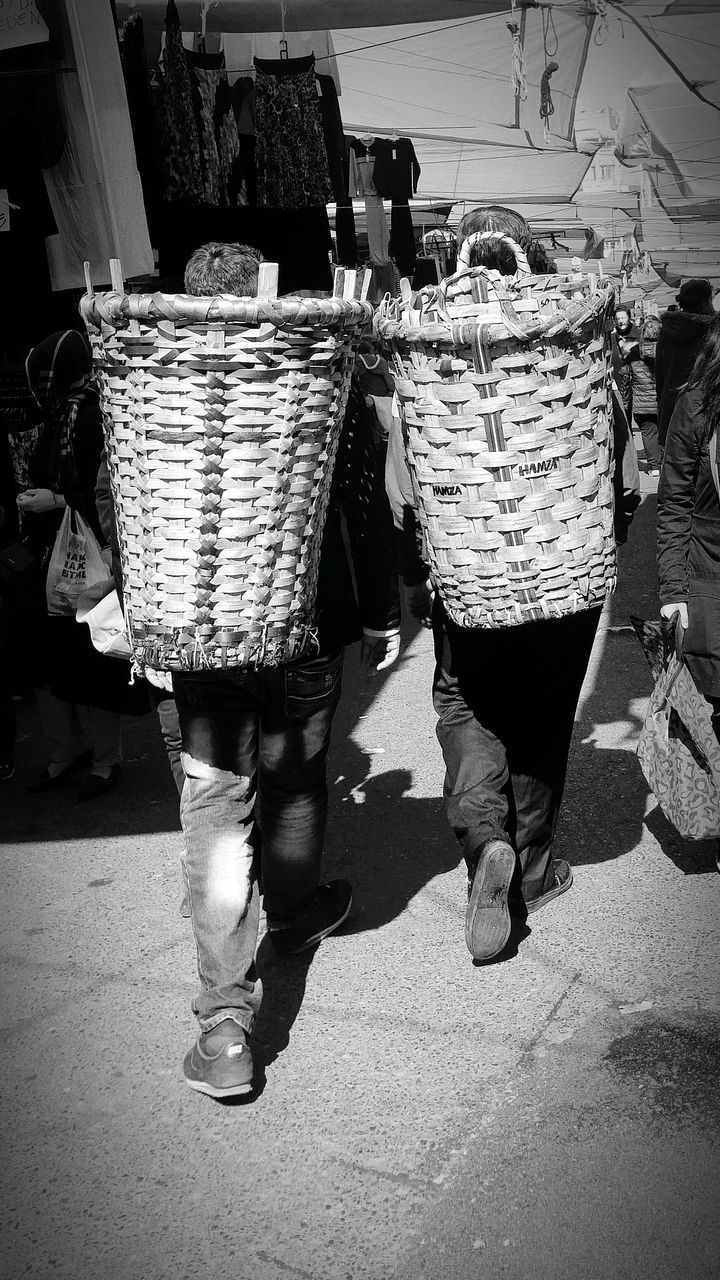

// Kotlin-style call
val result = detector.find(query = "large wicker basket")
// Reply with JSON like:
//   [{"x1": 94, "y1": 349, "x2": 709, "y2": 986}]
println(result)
[
  {"x1": 81, "y1": 269, "x2": 371, "y2": 671},
  {"x1": 376, "y1": 232, "x2": 617, "y2": 628}
]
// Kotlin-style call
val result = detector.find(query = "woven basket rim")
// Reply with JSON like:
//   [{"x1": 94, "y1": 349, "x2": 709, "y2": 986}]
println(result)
[
  {"x1": 81, "y1": 290, "x2": 373, "y2": 331},
  {"x1": 376, "y1": 278, "x2": 615, "y2": 345}
]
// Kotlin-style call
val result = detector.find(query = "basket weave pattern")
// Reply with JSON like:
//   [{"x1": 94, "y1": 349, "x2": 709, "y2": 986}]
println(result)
[
  {"x1": 376, "y1": 240, "x2": 617, "y2": 628},
  {"x1": 81, "y1": 292, "x2": 371, "y2": 670}
]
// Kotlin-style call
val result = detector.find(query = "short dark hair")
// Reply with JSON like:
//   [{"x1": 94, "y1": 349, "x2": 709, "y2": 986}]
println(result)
[
  {"x1": 456, "y1": 204, "x2": 533, "y2": 274},
  {"x1": 614, "y1": 305, "x2": 630, "y2": 318},
  {"x1": 184, "y1": 241, "x2": 262, "y2": 296}
]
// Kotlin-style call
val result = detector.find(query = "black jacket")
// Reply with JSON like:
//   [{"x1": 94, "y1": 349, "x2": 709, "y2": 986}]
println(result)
[
  {"x1": 656, "y1": 310, "x2": 714, "y2": 443},
  {"x1": 657, "y1": 387, "x2": 720, "y2": 697}
]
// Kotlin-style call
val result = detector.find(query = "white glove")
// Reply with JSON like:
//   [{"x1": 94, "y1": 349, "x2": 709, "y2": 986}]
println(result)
[
  {"x1": 361, "y1": 628, "x2": 401, "y2": 672},
  {"x1": 660, "y1": 602, "x2": 688, "y2": 630},
  {"x1": 144, "y1": 667, "x2": 173, "y2": 692}
]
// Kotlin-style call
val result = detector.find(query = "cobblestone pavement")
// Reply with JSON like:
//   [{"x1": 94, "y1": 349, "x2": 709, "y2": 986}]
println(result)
[{"x1": 2, "y1": 476, "x2": 718, "y2": 1280}]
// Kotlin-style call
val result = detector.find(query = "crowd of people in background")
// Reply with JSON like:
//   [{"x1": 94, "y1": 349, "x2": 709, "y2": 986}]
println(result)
[{"x1": 1, "y1": 207, "x2": 718, "y2": 1102}]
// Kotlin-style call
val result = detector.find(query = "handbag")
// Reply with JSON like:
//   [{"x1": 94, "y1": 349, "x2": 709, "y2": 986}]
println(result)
[
  {"x1": 636, "y1": 617, "x2": 720, "y2": 840},
  {"x1": 0, "y1": 538, "x2": 38, "y2": 589},
  {"x1": 45, "y1": 507, "x2": 110, "y2": 616}
]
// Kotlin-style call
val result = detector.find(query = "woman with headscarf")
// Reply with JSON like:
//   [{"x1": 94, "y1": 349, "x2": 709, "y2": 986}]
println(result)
[
  {"x1": 18, "y1": 330, "x2": 142, "y2": 798},
  {"x1": 657, "y1": 317, "x2": 720, "y2": 742}
]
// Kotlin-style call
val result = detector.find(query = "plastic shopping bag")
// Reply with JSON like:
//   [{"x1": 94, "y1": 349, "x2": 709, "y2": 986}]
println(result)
[
  {"x1": 46, "y1": 507, "x2": 110, "y2": 616},
  {"x1": 636, "y1": 647, "x2": 720, "y2": 841}
]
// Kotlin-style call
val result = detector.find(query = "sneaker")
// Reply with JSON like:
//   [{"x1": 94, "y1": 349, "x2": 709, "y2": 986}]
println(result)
[
  {"x1": 0, "y1": 761, "x2": 15, "y2": 782},
  {"x1": 525, "y1": 858, "x2": 573, "y2": 915},
  {"x1": 268, "y1": 880, "x2": 353, "y2": 956},
  {"x1": 183, "y1": 1020, "x2": 254, "y2": 1099},
  {"x1": 465, "y1": 840, "x2": 515, "y2": 961}
]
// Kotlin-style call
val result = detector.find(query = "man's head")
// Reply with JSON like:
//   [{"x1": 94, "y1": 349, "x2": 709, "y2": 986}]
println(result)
[
  {"x1": 614, "y1": 306, "x2": 632, "y2": 335},
  {"x1": 675, "y1": 278, "x2": 713, "y2": 315},
  {"x1": 456, "y1": 204, "x2": 533, "y2": 274},
  {"x1": 184, "y1": 241, "x2": 262, "y2": 297}
]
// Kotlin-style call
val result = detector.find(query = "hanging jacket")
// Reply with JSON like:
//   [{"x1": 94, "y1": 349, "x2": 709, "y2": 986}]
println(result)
[
  {"x1": 657, "y1": 386, "x2": 720, "y2": 697},
  {"x1": 656, "y1": 309, "x2": 714, "y2": 442}
]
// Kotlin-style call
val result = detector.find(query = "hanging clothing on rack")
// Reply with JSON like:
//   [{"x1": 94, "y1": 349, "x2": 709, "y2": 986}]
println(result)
[
  {"x1": 185, "y1": 48, "x2": 245, "y2": 206},
  {"x1": 316, "y1": 75, "x2": 356, "y2": 267},
  {"x1": 158, "y1": 0, "x2": 205, "y2": 204},
  {"x1": 254, "y1": 55, "x2": 332, "y2": 209},
  {"x1": 372, "y1": 137, "x2": 421, "y2": 278},
  {"x1": 120, "y1": 9, "x2": 163, "y2": 234},
  {"x1": 229, "y1": 77, "x2": 256, "y2": 207},
  {"x1": 348, "y1": 137, "x2": 390, "y2": 265},
  {"x1": 221, "y1": 31, "x2": 341, "y2": 94}
]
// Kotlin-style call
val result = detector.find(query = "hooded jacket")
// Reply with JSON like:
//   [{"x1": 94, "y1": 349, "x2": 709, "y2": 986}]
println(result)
[{"x1": 655, "y1": 309, "x2": 714, "y2": 443}]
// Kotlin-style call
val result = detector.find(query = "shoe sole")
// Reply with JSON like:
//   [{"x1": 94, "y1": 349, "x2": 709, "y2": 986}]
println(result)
[
  {"x1": 525, "y1": 866, "x2": 573, "y2": 915},
  {"x1": 271, "y1": 894, "x2": 353, "y2": 955},
  {"x1": 184, "y1": 1076, "x2": 253, "y2": 1099},
  {"x1": 465, "y1": 842, "x2": 515, "y2": 961}
]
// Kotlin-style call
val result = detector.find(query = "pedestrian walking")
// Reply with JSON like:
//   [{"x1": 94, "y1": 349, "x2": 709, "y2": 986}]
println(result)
[
  {"x1": 630, "y1": 316, "x2": 662, "y2": 474},
  {"x1": 656, "y1": 279, "x2": 715, "y2": 450},
  {"x1": 657, "y1": 316, "x2": 720, "y2": 741},
  {"x1": 18, "y1": 331, "x2": 145, "y2": 799},
  {"x1": 165, "y1": 243, "x2": 400, "y2": 1099},
  {"x1": 386, "y1": 204, "x2": 624, "y2": 963},
  {"x1": 611, "y1": 304, "x2": 639, "y2": 421}
]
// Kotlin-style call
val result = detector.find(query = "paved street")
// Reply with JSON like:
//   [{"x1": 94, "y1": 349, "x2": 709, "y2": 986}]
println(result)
[{"x1": 2, "y1": 474, "x2": 719, "y2": 1280}]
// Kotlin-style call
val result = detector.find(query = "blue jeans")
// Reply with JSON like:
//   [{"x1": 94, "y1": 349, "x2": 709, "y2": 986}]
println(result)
[
  {"x1": 432, "y1": 602, "x2": 601, "y2": 904},
  {"x1": 172, "y1": 651, "x2": 343, "y2": 1033}
]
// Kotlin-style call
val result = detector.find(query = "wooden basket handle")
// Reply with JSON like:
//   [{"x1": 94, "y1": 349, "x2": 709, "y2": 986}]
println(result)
[{"x1": 456, "y1": 231, "x2": 531, "y2": 277}]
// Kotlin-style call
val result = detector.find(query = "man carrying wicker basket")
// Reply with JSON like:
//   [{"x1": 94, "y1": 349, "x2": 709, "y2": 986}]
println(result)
[
  {"x1": 163, "y1": 244, "x2": 400, "y2": 1099},
  {"x1": 382, "y1": 206, "x2": 620, "y2": 965}
]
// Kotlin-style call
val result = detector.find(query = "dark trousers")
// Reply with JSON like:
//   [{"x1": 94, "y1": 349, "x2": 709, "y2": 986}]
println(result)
[
  {"x1": 172, "y1": 651, "x2": 343, "y2": 1031},
  {"x1": 432, "y1": 602, "x2": 601, "y2": 904},
  {"x1": 636, "y1": 413, "x2": 661, "y2": 469}
]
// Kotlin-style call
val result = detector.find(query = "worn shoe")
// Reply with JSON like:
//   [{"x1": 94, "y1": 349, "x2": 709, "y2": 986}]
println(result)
[
  {"x1": 26, "y1": 748, "x2": 93, "y2": 793},
  {"x1": 268, "y1": 880, "x2": 353, "y2": 956},
  {"x1": 465, "y1": 839, "x2": 516, "y2": 961},
  {"x1": 184, "y1": 1020, "x2": 254, "y2": 1099},
  {"x1": 525, "y1": 858, "x2": 573, "y2": 915},
  {"x1": 77, "y1": 763, "x2": 121, "y2": 802}
]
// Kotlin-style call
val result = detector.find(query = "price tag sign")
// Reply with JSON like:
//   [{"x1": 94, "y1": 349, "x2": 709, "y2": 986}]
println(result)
[{"x1": 0, "y1": 0, "x2": 49, "y2": 52}]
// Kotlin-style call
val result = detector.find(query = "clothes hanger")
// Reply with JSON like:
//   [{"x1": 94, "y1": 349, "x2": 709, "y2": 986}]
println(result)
[{"x1": 279, "y1": 0, "x2": 289, "y2": 59}]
